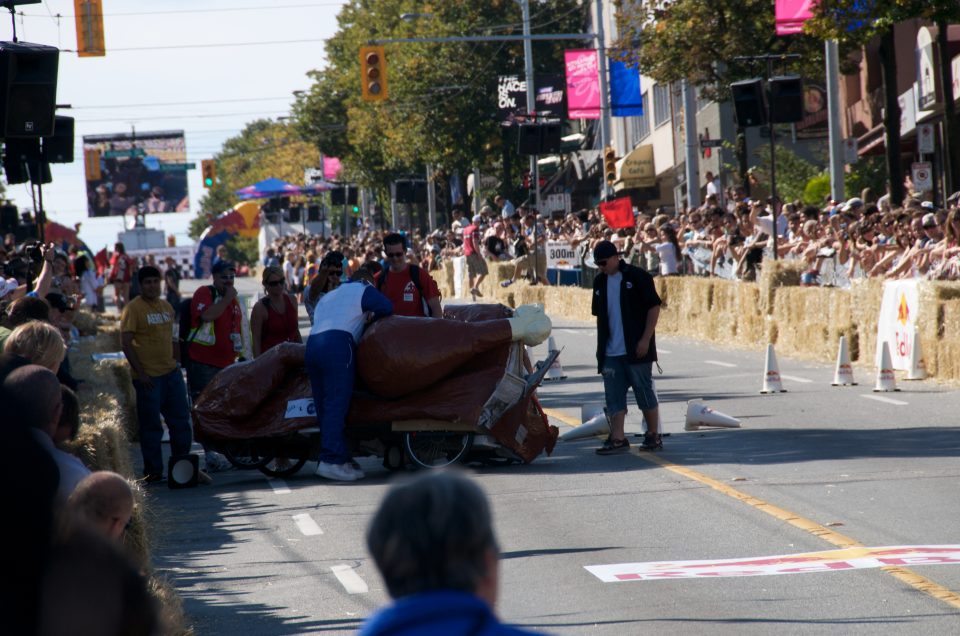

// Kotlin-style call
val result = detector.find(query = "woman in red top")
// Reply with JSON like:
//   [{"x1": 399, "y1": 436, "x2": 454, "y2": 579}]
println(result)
[
  {"x1": 108, "y1": 242, "x2": 134, "y2": 311},
  {"x1": 250, "y1": 266, "x2": 302, "y2": 358}
]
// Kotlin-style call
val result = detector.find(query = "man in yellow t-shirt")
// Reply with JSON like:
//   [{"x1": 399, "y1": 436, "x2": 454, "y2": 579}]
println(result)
[{"x1": 120, "y1": 265, "x2": 193, "y2": 484}]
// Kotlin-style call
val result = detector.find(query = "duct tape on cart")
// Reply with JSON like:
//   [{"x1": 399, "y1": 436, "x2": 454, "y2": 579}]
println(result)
[{"x1": 285, "y1": 398, "x2": 317, "y2": 419}]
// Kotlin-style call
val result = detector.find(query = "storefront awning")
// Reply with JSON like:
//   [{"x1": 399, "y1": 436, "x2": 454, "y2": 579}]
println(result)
[{"x1": 615, "y1": 144, "x2": 656, "y2": 188}]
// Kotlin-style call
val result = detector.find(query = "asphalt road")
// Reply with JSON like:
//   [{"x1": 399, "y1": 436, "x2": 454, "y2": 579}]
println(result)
[{"x1": 142, "y1": 278, "x2": 960, "y2": 634}]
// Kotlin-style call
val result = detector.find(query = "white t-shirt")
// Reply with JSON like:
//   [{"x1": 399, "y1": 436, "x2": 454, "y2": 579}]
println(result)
[
  {"x1": 283, "y1": 261, "x2": 296, "y2": 287},
  {"x1": 655, "y1": 242, "x2": 679, "y2": 275},
  {"x1": 605, "y1": 272, "x2": 626, "y2": 356}
]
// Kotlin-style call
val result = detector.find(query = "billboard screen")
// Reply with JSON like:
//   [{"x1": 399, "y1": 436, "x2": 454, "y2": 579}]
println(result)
[{"x1": 82, "y1": 130, "x2": 190, "y2": 217}]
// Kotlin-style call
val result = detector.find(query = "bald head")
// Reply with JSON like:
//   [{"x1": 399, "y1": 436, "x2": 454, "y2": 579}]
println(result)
[
  {"x1": 66, "y1": 471, "x2": 134, "y2": 542},
  {"x1": 2, "y1": 364, "x2": 62, "y2": 434}
]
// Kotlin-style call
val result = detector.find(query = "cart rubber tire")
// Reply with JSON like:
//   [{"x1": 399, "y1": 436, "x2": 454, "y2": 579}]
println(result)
[
  {"x1": 404, "y1": 432, "x2": 474, "y2": 469},
  {"x1": 383, "y1": 444, "x2": 405, "y2": 471},
  {"x1": 223, "y1": 442, "x2": 272, "y2": 470}
]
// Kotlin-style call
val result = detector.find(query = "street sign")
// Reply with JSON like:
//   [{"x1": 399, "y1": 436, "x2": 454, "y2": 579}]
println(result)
[
  {"x1": 304, "y1": 167, "x2": 324, "y2": 184},
  {"x1": 700, "y1": 138, "x2": 723, "y2": 149},
  {"x1": 104, "y1": 148, "x2": 146, "y2": 159},
  {"x1": 159, "y1": 162, "x2": 195, "y2": 171},
  {"x1": 843, "y1": 138, "x2": 858, "y2": 164},
  {"x1": 918, "y1": 123, "x2": 934, "y2": 155},
  {"x1": 912, "y1": 161, "x2": 932, "y2": 193}
]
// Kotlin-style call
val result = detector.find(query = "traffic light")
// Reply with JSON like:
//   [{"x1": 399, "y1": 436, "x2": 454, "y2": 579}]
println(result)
[
  {"x1": 603, "y1": 146, "x2": 617, "y2": 186},
  {"x1": 359, "y1": 45, "x2": 389, "y2": 102},
  {"x1": 201, "y1": 159, "x2": 216, "y2": 188},
  {"x1": 83, "y1": 148, "x2": 101, "y2": 181},
  {"x1": 74, "y1": 0, "x2": 106, "y2": 58},
  {"x1": 351, "y1": 204, "x2": 360, "y2": 216}
]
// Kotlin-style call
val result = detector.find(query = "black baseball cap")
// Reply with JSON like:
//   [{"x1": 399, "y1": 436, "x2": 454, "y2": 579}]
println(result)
[
  {"x1": 211, "y1": 260, "x2": 236, "y2": 275},
  {"x1": 593, "y1": 240, "x2": 619, "y2": 263},
  {"x1": 45, "y1": 292, "x2": 73, "y2": 313}
]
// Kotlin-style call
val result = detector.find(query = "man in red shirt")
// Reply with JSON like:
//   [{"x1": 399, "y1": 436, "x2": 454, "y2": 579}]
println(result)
[
  {"x1": 462, "y1": 214, "x2": 488, "y2": 302},
  {"x1": 187, "y1": 260, "x2": 244, "y2": 472},
  {"x1": 375, "y1": 233, "x2": 442, "y2": 318}
]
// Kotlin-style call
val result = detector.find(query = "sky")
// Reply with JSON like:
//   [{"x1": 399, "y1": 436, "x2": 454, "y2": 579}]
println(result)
[{"x1": 6, "y1": 0, "x2": 347, "y2": 251}]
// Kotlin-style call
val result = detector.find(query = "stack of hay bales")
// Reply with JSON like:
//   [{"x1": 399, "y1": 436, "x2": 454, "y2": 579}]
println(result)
[{"x1": 773, "y1": 286, "x2": 854, "y2": 361}]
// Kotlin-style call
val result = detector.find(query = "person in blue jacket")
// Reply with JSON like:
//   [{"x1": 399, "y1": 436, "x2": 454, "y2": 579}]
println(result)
[
  {"x1": 307, "y1": 265, "x2": 392, "y2": 482},
  {"x1": 360, "y1": 471, "x2": 539, "y2": 636}
]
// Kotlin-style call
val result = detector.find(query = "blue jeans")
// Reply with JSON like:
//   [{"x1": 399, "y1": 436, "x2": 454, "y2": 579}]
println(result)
[
  {"x1": 133, "y1": 367, "x2": 193, "y2": 477},
  {"x1": 305, "y1": 331, "x2": 355, "y2": 465},
  {"x1": 601, "y1": 357, "x2": 658, "y2": 415}
]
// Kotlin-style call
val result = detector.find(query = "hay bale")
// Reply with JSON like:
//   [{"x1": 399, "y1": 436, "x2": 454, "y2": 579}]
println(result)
[
  {"x1": 848, "y1": 279, "x2": 884, "y2": 364},
  {"x1": 148, "y1": 574, "x2": 194, "y2": 636},
  {"x1": 936, "y1": 299, "x2": 960, "y2": 381},
  {"x1": 758, "y1": 260, "x2": 803, "y2": 315},
  {"x1": 773, "y1": 287, "x2": 853, "y2": 361}
]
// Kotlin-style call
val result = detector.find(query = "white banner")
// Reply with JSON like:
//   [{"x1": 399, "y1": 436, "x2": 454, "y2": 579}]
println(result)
[
  {"x1": 546, "y1": 240, "x2": 577, "y2": 270},
  {"x1": 284, "y1": 398, "x2": 316, "y2": 419},
  {"x1": 586, "y1": 546, "x2": 960, "y2": 582},
  {"x1": 452, "y1": 255, "x2": 466, "y2": 298},
  {"x1": 876, "y1": 280, "x2": 919, "y2": 370},
  {"x1": 542, "y1": 193, "x2": 572, "y2": 215}
]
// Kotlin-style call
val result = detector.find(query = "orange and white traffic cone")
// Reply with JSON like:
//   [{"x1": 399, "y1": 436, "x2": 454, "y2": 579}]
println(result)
[
  {"x1": 905, "y1": 326, "x2": 926, "y2": 381},
  {"x1": 831, "y1": 336, "x2": 857, "y2": 386},
  {"x1": 685, "y1": 399, "x2": 741, "y2": 431},
  {"x1": 559, "y1": 404, "x2": 609, "y2": 441},
  {"x1": 542, "y1": 336, "x2": 567, "y2": 381},
  {"x1": 760, "y1": 343, "x2": 787, "y2": 394},
  {"x1": 873, "y1": 341, "x2": 900, "y2": 392}
]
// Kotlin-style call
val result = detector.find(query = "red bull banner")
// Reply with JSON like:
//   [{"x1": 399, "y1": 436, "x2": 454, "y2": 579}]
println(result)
[
  {"x1": 564, "y1": 49, "x2": 600, "y2": 119},
  {"x1": 775, "y1": 0, "x2": 814, "y2": 36}
]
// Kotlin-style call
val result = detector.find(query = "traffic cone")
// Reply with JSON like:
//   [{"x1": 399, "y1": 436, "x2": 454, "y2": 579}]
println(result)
[
  {"x1": 831, "y1": 336, "x2": 857, "y2": 386},
  {"x1": 542, "y1": 336, "x2": 567, "y2": 381},
  {"x1": 684, "y1": 399, "x2": 741, "y2": 431},
  {"x1": 873, "y1": 341, "x2": 900, "y2": 392},
  {"x1": 640, "y1": 410, "x2": 663, "y2": 435},
  {"x1": 906, "y1": 326, "x2": 926, "y2": 381},
  {"x1": 760, "y1": 343, "x2": 787, "y2": 393},
  {"x1": 559, "y1": 404, "x2": 610, "y2": 441}
]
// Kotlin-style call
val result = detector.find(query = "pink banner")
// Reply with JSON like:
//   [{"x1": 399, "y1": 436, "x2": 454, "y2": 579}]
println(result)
[
  {"x1": 775, "y1": 0, "x2": 814, "y2": 36},
  {"x1": 323, "y1": 156, "x2": 342, "y2": 180},
  {"x1": 564, "y1": 49, "x2": 600, "y2": 119}
]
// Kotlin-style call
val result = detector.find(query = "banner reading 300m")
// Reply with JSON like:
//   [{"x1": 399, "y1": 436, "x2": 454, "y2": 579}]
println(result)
[{"x1": 82, "y1": 130, "x2": 191, "y2": 218}]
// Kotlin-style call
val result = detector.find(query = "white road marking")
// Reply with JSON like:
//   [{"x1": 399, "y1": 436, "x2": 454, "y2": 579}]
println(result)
[
  {"x1": 704, "y1": 360, "x2": 737, "y2": 368},
  {"x1": 268, "y1": 478, "x2": 291, "y2": 495},
  {"x1": 557, "y1": 328, "x2": 595, "y2": 335},
  {"x1": 331, "y1": 565, "x2": 369, "y2": 594},
  {"x1": 860, "y1": 394, "x2": 908, "y2": 406},
  {"x1": 292, "y1": 513, "x2": 323, "y2": 536},
  {"x1": 780, "y1": 374, "x2": 813, "y2": 384},
  {"x1": 657, "y1": 349, "x2": 672, "y2": 354}
]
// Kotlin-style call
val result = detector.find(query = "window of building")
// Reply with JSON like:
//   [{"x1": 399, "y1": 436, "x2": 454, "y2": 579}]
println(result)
[
  {"x1": 629, "y1": 92, "x2": 650, "y2": 142},
  {"x1": 653, "y1": 83, "x2": 670, "y2": 127}
]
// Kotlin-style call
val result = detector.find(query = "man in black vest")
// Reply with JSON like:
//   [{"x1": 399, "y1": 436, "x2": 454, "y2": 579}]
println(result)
[{"x1": 591, "y1": 240, "x2": 663, "y2": 453}]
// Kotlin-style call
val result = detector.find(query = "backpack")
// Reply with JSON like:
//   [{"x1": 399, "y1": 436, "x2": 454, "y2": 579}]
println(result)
[
  {"x1": 178, "y1": 285, "x2": 217, "y2": 365},
  {"x1": 377, "y1": 265, "x2": 431, "y2": 316}
]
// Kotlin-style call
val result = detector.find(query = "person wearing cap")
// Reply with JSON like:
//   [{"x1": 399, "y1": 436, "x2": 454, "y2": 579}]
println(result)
[
  {"x1": 187, "y1": 260, "x2": 244, "y2": 473},
  {"x1": 463, "y1": 214, "x2": 488, "y2": 301},
  {"x1": 120, "y1": 265, "x2": 193, "y2": 484},
  {"x1": 591, "y1": 239, "x2": 663, "y2": 453}
]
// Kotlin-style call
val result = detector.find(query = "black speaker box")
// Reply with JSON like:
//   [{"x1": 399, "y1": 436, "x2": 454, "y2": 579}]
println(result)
[
  {"x1": 0, "y1": 42, "x2": 59, "y2": 138},
  {"x1": 307, "y1": 204, "x2": 321, "y2": 222},
  {"x1": 540, "y1": 122, "x2": 562, "y2": 154},
  {"x1": 768, "y1": 75, "x2": 804, "y2": 124},
  {"x1": 43, "y1": 114, "x2": 73, "y2": 163},
  {"x1": 731, "y1": 78, "x2": 766, "y2": 127},
  {"x1": 0, "y1": 204, "x2": 17, "y2": 232},
  {"x1": 285, "y1": 205, "x2": 301, "y2": 223},
  {"x1": 331, "y1": 187, "x2": 358, "y2": 205},
  {"x1": 394, "y1": 182, "x2": 412, "y2": 204},
  {"x1": 413, "y1": 181, "x2": 427, "y2": 204},
  {"x1": 517, "y1": 124, "x2": 541, "y2": 155},
  {"x1": 3, "y1": 137, "x2": 39, "y2": 184}
]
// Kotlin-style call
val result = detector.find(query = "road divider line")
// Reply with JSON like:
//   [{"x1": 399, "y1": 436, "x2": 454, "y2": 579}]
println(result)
[
  {"x1": 780, "y1": 374, "x2": 813, "y2": 384},
  {"x1": 292, "y1": 513, "x2": 323, "y2": 536},
  {"x1": 267, "y1": 478, "x2": 291, "y2": 495},
  {"x1": 657, "y1": 349, "x2": 672, "y2": 354},
  {"x1": 704, "y1": 360, "x2": 737, "y2": 368},
  {"x1": 331, "y1": 565, "x2": 369, "y2": 594},
  {"x1": 861, "y1": 395, "x2": 909, "y2": 406},
  {"x1": 634, "y1": 452, "x2": 960, "y2": 610}
]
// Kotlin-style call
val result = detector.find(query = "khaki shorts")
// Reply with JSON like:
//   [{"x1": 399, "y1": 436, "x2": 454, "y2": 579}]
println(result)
[
  {"x1": 466, "y1": 253, "x2": 488, "y2": 278},
  {"x1": 513, "y1": 252, "x2": 547, "y2": 277}
]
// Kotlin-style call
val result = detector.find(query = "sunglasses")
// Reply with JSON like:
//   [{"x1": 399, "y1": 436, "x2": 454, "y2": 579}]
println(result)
[
  {"x1": 265, "y1": 279, "x2": 283, "y2": 287},
  {"x1": 385, "y1": 252, "x2": 405, "y2": 259},
  {"x1": 596, "y1": 258, "x2": 609, "y2": 267}
]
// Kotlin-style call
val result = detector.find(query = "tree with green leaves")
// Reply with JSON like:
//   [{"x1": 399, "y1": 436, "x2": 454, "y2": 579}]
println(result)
[{"x1": 291, "y1": 0, "x2": 584, "y2": 212}]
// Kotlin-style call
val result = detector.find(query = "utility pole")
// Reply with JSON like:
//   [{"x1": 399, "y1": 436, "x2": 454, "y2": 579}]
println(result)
[
  {"x1": 520, "y1": 0, "x2": 539, "y2": 216},
  {"x1": 825, "y1": 39, "x2": 845, "y2": 202},
  {"x1": 426, "y1": 163, "x2": 437, "y2": 231},
  {"x1": 682, "y1": 79, "x2": 701, "y2": 209},
  {"x1": 594, "y1": 0, "x2": 611, "y2": 201}
]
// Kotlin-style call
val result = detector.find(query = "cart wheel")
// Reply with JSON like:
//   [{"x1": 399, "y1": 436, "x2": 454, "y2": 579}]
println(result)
[
  {"x1": 223, "y1": 442, "x2": 272, "y2": 470},
  {"x1": 383, "y1": 444, "x2": 405, "y2": 471},
  {"x1": 404, "y1": 432, "x2": 474, "y2": 469},
  {"x1": 259, "y1": 451, "x2": 309, "y2": 478}
]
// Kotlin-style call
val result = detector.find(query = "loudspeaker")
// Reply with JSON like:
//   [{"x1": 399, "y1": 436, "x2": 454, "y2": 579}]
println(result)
[
  {"x1": 285, "y1": 205, "x2": 301, "y2": 223},
  {"x1": 0, "y1": 42, "x2": 59, "y2": 138},
  {"x1": 768, "y1": 75, "x2": 803, "y2": 124},
  {"x1": 517, "y1": 124, "x2": 541, "y2": 155},
  {"x1": 307, "y1": 204, "x2": 321, "y2": 222},
  {"x1": 331, "y1": 186, "x2": 358, "y2": 205},
  {"x1": 42, "y1": 115, "x2": 74, "y2": 163},
  {"x1": 0, "y1": 204, "x2": 17, "y2": 232},
  {"x1": 3, "y1": 137, "x2": 39, "y2": 184},
  {"x1": 394, "y1": 182, "x2": 412, "y2": 204},
  {"x1": 413, "y1": 181, "x2": 427, "y2": 204},
  {"x1": 540, "y1": 122, "x2": 562, "y2": 154},
  {"x1": 730, "y1": 78, "x2": 766, "y2": 127},
  {"x1": 168, "y1": 453, "x2": 199, "y2": 489}
]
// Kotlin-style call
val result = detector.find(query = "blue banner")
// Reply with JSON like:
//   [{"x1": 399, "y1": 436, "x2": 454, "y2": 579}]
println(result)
[
  {"x1": 193, "y1": 228, "x2": 231, "y2": 279},
  {"x1": 609, "y1": 60, "x2": 643, "y2": 118}
]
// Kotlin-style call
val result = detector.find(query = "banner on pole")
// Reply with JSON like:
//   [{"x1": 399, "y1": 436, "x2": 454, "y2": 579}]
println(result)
[
  {"x1": 564, "y1": 50, "x2": 600, "y2": 119},
  {"x1": 599, "y1": 197, "x2": 633, "y2": 229},
  {"x1": 609, "y1": 59, "x2": 643, "y2": 117},
  {"x1": 775, "y1": 0, "x2": 814, "y2": 36}
]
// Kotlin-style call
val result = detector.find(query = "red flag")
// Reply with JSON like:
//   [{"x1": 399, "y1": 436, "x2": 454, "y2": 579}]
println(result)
[
  {"x1": 93, "y1": 248, "x2": 109, "y2": 276},
  {"x1": 600, "y1": 197, "x2": 634, "y2": 229}
]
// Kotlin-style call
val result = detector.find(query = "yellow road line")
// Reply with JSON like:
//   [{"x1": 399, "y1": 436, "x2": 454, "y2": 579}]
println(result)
[{"x1": 543, "y1": 407, "x2": 960, "y2": 611}]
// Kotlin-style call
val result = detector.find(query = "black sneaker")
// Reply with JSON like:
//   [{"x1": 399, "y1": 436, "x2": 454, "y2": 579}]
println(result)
[
  {"x1": 639, "y1": 433, "x2": 663, "y2": 451},
  {"x1": 596, "y1": 438, "x2": 630, "y2": 455}
]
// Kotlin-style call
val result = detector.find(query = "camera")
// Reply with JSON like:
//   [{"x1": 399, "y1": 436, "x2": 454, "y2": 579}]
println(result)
[{"x1": 22, "y1": 241, "x2": 43, "y2": 263}]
